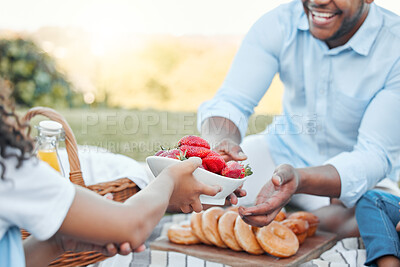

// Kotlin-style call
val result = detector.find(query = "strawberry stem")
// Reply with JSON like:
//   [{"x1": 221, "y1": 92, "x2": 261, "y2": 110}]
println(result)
[{"x1": 244, "y1": 164, "x2": 253, "y2": 177}]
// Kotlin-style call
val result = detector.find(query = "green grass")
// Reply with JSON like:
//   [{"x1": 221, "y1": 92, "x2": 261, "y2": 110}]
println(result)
[{"x1": 24, "y1": 108, "x2": 273, "y2": 162}]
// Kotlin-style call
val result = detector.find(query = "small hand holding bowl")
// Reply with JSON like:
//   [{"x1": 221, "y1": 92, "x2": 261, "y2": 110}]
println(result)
[{"x1": 146, "y1": 156, "x2": 247, "y2": 205}]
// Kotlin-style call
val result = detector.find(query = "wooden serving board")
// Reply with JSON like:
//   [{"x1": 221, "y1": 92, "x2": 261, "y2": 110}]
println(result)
[{"x1": 150, "y1": 231, "x2": 337, "y2": 267}]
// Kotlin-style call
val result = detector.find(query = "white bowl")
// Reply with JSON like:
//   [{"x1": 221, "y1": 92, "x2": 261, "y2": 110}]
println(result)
[{"x1": 146, "y1": 156, "x2": 247, "y2": 205}]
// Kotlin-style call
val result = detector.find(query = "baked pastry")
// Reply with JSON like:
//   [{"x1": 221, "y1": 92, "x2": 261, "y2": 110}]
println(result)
[
  {"x1": 167, "y1": 221, "x2": 200, "y2": 245},
  {"x1": 288, "y1": 211, "x2": 319, "y2": 237},
  {"x1": 218, "y1": 211, "x2": 242, "y2": 251},
  {"x1": 255, "y1": 221, "x2": 299, "y2": 258}
]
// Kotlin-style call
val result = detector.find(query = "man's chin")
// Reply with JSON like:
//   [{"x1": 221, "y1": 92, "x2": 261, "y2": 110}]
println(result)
[{"x1": 309, "y1": 29, "x2": 333, "y2": 42}]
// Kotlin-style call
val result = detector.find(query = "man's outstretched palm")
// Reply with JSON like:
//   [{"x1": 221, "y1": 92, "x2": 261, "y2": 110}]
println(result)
[{"x1": 238, "y1": 164, "x2": 299, "y2": 227}]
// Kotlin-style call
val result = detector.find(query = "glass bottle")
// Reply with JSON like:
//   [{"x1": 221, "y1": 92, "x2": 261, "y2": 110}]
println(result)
[{"x1": 35, "y1": 120, "x2": 65, "y2": 176}]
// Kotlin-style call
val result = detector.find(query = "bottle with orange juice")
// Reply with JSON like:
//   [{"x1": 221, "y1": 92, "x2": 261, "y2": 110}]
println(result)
[{"x1": 35, "y1": 120, "x2": 65, "y2": 175}]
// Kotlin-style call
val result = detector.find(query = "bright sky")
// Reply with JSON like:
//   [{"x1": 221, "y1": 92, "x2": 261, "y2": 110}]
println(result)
[{"x1": 1, "y1": 0, "x2": 399, "y2": 35}]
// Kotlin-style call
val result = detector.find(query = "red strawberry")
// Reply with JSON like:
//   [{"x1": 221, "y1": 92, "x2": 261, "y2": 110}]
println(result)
[
  {"x1": 155, "y1": 150, "x2": 165, "y2": 156},
  {"x1": 202, "y1": 151, "x2": 226, "y2": 174},
  {"x1": 221, "y1": 161, "x2": 253, "y2": 179},
  {"x1": 154, "y1": 146, "x2": 166, "y2": 156},
  {"x1": 160, "y1": 149, "x2": 186, "y2": 160},
  {"x1": 177, "y1": 135, "x2": 210, "y2": 149},
  {"x1": 179, "y1": 145, "x2": 211, "y2": 158}
]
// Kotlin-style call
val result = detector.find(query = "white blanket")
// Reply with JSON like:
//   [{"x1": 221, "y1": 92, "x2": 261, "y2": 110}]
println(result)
[{"x1": 58, "y1": 146, "x2": 149, "y2": 189}]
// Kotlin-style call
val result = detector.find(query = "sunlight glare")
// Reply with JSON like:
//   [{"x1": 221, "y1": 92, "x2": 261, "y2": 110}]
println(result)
[{"x1": 78, "y1": 2, "x2": 140, "y2": 56}]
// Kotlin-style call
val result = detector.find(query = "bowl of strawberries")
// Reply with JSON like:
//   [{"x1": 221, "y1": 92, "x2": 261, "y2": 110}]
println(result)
[{"x1": 146, "y1": 135, "x2": 252, "y2": 205}]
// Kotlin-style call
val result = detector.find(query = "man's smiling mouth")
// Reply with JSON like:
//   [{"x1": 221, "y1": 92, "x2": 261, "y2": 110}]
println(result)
[{"x1": 309, "y1": 9, "x2": 340, "y2": 25}]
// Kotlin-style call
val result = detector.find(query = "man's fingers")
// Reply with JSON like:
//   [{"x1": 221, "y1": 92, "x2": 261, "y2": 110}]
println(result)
[
  {"x1": 238, "y1": 206, "x2": 278, "y2": 227},
  {"x1": 221, "y1": 154, "x2": 233, "y2": 162},
  {"x1": 234, "y1": 187, "x2": 247, "y2": 197},
  {"x1": 230, "y1": 145, "x2": 247, "y2": 161},
  {"x1": 238, "y1": 202, "x2": 274, "y2": 217},
  {"x1": 273, "y1": 164, "x2": 296, "y2": 186},
  {"x1": 227, "y1": 186, "x2": 246, "y2": 205},
  {"x1": 271, "y1": 174, "x2": 282, "y2": 186},
  {"x1": 229, "y1": 193, "x2": 238, "y2": 205},
  {"x1": 215, "y1": 139, "x2": 246, "y2": 161},
  {"x1": 240, "y1": 214, "x2": 273, "y2": 228}
]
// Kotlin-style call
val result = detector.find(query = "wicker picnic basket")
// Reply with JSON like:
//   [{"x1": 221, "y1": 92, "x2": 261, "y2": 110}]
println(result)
[{"x1": 21, "y1": 106, "x2": 141, "y2": 266}]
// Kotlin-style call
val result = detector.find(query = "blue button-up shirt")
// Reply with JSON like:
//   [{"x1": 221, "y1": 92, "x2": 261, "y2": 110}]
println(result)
[{"x1": 198, "y1": 0, "x2": 400, "y2": 207}]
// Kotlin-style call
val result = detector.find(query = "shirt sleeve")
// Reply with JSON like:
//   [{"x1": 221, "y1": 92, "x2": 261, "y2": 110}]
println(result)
[
  {"x1": 325, "y1": 60, "x2": 400, "y2": 208},
  {"x1": 0, "y1": 156, "x2": 75, "y2": 240},
  {"x1": 197, "y1": 7, "x2": 285, "y2": 139}
]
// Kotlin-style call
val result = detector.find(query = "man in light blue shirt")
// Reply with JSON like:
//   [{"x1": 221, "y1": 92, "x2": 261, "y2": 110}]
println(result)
[{"x1": 198, "y1": 0, "x2": 400, "y2": 238}]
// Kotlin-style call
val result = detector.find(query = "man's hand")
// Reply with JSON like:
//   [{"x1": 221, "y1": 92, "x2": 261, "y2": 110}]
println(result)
[
  {"x1": 238, "y1": 164, "x2": 300, "y2": 227},
  {"x1": 212, "y1": 139, "x2": 248, "y2": 204},
  {"x1": 227, "y1": 185, "x2": 247, "y2": 205},
  {"x1": 213, "y1": 138, "x2": 247, "y2": 162}
]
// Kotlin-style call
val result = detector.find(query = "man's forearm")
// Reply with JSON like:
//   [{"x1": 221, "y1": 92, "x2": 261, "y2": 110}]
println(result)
[
  {"x1": 201, "y1": 117, "x2": 241, "y2": 148},
  {"x1": 296, "y1": 164, "x2": 341, "y2": 198}
]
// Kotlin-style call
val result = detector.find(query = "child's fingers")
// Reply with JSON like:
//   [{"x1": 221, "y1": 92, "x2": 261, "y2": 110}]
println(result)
[
  {"x1": 199, "y1": 184, "x2": 222, "y2": 197},
  {"x1": 175, "y1": 157, "x2": 202, "y2": 174},
  {"x1": 191, "y1": 200, "x2": 203, "y2": 213},
  {"x1": 104, "y1": 193, "x2": 114, "y2": 200},
  {"x1": 119, "y1": 242, "x2": 132, "y2": 255},
  {"x1": 180, "y1": 205, "x2": 193, "y2": 213},
  {"x1": 105, "y1": 243, "x2": 118, "y2": 256},
  {"x1": 133, "y1": 244, "x2": 146, "y2": 253}
]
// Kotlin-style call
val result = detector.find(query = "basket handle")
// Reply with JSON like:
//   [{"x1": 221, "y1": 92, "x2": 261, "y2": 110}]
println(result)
[{"x1": 22, "y1": 107, "x2": 86, "y2": 187}]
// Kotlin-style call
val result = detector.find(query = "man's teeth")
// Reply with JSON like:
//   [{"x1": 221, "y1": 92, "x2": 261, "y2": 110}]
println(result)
[{"x1": 311, "y1": 11, "x2": 335, "y2": 19}]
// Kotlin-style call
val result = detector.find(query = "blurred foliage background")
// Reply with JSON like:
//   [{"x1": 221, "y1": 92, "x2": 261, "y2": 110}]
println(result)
[
  {"x1": 1, "y1": 30, "x2": 282, "y2": 161},
  {"x1": 0, "y1": 29, "x2": 284, "y2": 114},
  {"x1": 0, "y1": 38, "x2": 83, "y2": 108}
]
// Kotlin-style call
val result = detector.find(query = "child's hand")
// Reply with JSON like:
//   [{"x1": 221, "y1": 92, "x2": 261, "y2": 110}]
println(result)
[
  {"x1": 49, "y1": 233, "x2": 140, "y2": 257},
  {"x1": 160, "y1": 157, "x2": 222, "y2": 213}
]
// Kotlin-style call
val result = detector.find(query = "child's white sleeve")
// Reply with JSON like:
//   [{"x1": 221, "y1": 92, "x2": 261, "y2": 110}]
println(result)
[{"x1": 0, "y1": 156, "x2": 75, "y2": 240}]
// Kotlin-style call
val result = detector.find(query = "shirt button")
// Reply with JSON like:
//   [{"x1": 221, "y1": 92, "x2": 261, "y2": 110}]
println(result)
[{"x1": 319, "y1": 88, "x2": 326, "y2": 95}]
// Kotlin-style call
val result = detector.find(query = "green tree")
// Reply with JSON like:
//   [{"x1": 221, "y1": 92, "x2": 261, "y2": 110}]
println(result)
[{"x1": 0, "y1": 38, "x2": 82, "y2": 108}]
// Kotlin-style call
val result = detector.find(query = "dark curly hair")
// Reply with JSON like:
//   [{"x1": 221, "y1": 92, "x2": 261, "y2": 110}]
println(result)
[{"x1": 0, "y1": 84, "x2": 33, "y2": 179}]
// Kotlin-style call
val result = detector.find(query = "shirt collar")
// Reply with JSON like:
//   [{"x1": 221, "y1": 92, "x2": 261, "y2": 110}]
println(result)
[
  {"x1": 297, "y1": 2, "x2": 309, "y2": 31},
  {"x1": 297, "y1": 3, "x2": 382, "y2": 56}
]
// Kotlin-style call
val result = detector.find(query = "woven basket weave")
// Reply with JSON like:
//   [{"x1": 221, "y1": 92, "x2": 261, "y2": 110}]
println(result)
[{"x1": 21, "y1": 107, "x2": 141, "y2": 266}]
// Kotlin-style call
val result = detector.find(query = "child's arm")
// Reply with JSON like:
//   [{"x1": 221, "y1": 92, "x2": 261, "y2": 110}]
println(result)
[
  {"x1": 24, "y1": 157, "x2": 220, "y2": 265},
  {"x1": 60, "y1": 157, "x2": 220, "y2": 245}
]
